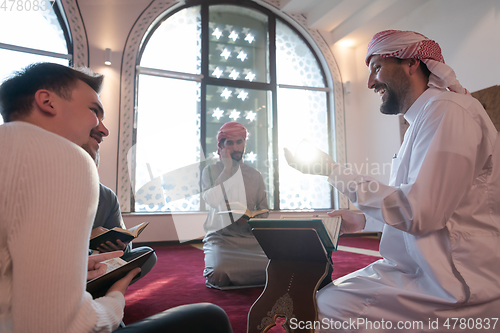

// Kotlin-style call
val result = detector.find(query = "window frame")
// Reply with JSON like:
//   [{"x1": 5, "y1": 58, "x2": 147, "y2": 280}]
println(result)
[
  {"x1": 0, "y1": 0, "x2": 75, "y2": 127},
  {"x1": 0, "y1": 1, "x2": 72, "y2": 62},
  {"x1": 118, "y1": 0, "x2": 348, "y2": 213}
]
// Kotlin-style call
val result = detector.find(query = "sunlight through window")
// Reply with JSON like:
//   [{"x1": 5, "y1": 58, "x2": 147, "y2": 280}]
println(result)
[{"x1": 133, "y1": 2, "x2": 333, "y2": 212}]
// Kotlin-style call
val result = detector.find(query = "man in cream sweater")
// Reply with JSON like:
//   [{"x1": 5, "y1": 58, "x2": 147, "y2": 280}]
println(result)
[{"x1": 0, "y1": 63, "x2": 233, "y2": 333}]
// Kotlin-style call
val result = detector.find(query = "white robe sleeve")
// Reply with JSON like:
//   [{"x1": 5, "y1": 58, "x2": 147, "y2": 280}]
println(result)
[{"x1": 329, "y1": 100, "x2": 484, "y2": 236}]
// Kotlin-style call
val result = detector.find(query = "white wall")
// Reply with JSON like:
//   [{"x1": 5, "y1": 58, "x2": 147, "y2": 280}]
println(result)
[
  {"x1": 391, "y1": 0, "x2": 500, "y2": 92},
  {"x1": 78, "y1": 0, "x2": 151, "y2": 192},
  {"x1": 329, "y1": 0, "x2": 500, "y2": 183},
  {"x1": 76, "y1": 0, "x2": 500, "y2": 241}
]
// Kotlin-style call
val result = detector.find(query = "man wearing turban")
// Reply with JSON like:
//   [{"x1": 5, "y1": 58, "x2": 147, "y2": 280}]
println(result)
[
  {"x1": 201, "y1": 122, "x2": 269, "y2": 289},
  {"x1": 286, "y1": 30, "x2": 500, "y2": 331}
]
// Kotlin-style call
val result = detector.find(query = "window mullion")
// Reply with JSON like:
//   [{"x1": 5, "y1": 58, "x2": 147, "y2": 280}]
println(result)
[
  {"x1": 277, "y1": 83, "x2": 330, "y2": 92},
  {"x1": 0, "y1": 42, "x2": 72, "y2": 60},
  {"x1": 203, "y1": 77, "x2": 271, "y2": 91},
  {"x1": 268, "y1": 14, "x2": 279, "y2": 211},
  {"x1": 136, "y1": 66, "x2": 203, "y2": 82},
  {"x1": 200, "y1": 2, "x2": 210, "y2": 211}
]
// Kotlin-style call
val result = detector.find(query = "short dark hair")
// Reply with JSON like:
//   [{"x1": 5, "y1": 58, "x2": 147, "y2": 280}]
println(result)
[{"x1": 0, "y1": 62, "x2": 103, "y2": 122}]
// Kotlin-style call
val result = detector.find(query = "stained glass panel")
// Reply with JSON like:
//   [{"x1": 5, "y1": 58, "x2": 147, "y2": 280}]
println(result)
[
  {"x1": 277, "y1": 87, "x2": 331, "y2": 209},
  {"x1": 208, "y1": 5, "x2": 269, "y2": 83}
]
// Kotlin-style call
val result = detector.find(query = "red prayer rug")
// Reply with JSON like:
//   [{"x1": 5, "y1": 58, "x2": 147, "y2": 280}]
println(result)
[{"x1": 123, "y1": 236, "x2": 380, "y2": 332}]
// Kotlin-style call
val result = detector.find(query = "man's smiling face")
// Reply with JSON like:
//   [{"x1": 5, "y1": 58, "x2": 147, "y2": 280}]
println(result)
[
  {"x1": 367, "y1": 55, "x2": 412, "y2": 115},
  {"x1": 80, "y1": 94, "x2": 109, "y2": 165}
]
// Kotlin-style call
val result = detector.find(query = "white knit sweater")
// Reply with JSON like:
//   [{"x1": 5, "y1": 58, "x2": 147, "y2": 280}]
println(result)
[{"x1": 0, "y1": 122, "x2": 124, "y2": 332}]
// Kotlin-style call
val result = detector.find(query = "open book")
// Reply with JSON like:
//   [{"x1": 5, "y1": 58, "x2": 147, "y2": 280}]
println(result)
[
  {"x1": 89, "y1": 222, "x2": 149, "y2": 251},
  {"x1": 217, "y1": 202, "x2": 269, "y2": 220},
  {"x1": 248, "y1": 215, "x2": 342, "y2": 252},
  {"x1": 86, "y1": 249, "x2": 154, "y2": 298}
]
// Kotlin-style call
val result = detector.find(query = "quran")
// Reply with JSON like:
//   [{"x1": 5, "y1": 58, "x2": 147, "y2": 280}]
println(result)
[
  {"x1": 86, "y1": 249, "x2": 154, "y2": 298},
  {"x1": 89, "y1": 222, "x2": 149, "y2": 251},
  {"x1": 217, "y1": 201, "x2": 269, "y2": 220},
  {"x1": 248, "y1": 216, "x2": 342, "y2": 252}
]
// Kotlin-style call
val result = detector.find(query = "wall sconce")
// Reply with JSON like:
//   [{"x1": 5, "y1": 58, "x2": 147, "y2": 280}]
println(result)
[
  {"x1": 104, "y1": 48, "x2": 112, "y2": 66},
  {"x1": 344, "y1": 81, "x2": 351, "y2": 94}
]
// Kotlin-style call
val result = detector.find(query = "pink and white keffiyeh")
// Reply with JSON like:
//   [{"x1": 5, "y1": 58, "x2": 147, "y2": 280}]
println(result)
[
  {"x1": 216, "y1": 122, "x2": 248, "y2": 156},
  {"x1": 365, "y1": 30, "x2": 468, "y2": 95}
]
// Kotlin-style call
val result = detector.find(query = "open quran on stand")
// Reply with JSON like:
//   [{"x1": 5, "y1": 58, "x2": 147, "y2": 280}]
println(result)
[{"x1": 248, "y1": 215, "x2": 342, "y2": 253}]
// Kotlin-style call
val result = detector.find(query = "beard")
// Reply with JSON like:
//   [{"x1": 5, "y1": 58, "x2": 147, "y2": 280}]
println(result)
[
  {"x1": 379, "y1": 67, "x2": 411, "y2": 115},
  {"x1": 380, "y1": 86, "x2": 402, "y2": 115},
  {"x1": 231, "y1": 151, "x2": 244, "y2": 161}
]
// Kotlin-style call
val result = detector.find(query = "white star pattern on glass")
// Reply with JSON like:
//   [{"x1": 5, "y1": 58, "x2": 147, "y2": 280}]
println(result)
[
  {"x1": 245, "y1": 151, "x2": 257, "y2": 163},
  {"x1": 212, "y1": 28, "x2": 223, "y2": 39},
  {"x1": 212, "y1": 67, "x2": 223, "y2": 78},
  {"x1": 220, "y1": 48, "x2": 231, "y2": 60},
  {"x1": 245, "y1": 72, "x2": 256, "y2": 82},
  {"x1": 212, "y1": 107, "x2": 224, "y2": 120},
  {"x1": 229, "y1": 69, "x2": 240, "y2": 80},
  {"x1": 228, "y1": 30, "x2": 239, "y2": 42},
  {"x1": 229, "y1": 109, "x2": 240, "y2": 120},
  {"x1": 237, "y1": 51, "x2": 247, "y2": 61},
  {"x1": 245, "y1": 111, "x2": 256, "y2": 122},
  {"x1": 245, "y1": 33, "x2": 254, "y2": 43},
  {"x1": 237, "y1": 90, "x2": 248, "y2": 101},
  {"x1": 220, "y1": 88, "x2": 232, "y2": 99}
]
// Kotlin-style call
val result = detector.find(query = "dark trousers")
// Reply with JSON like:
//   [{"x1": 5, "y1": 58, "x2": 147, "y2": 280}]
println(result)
[{"x1": 113, "y1": 303, "x2": 233, "y2": 333}]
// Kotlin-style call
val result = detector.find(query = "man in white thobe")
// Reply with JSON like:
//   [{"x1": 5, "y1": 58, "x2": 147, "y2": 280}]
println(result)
[{"x1": 285, "y1": 30, "x2": 500, "y2": 332}]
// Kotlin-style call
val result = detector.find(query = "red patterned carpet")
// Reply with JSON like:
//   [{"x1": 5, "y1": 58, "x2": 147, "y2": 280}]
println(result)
[{"x1": 123, "y1": 236, "x2": 380, "y2": 333}]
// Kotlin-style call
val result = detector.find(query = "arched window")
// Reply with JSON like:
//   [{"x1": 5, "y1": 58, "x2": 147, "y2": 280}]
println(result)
[
  {"x1": 129, "y1": 0, "x2": 342, "y2": 213},
  {"x1": 0, "y1": 1, "x2": 72, "y2": 125}
]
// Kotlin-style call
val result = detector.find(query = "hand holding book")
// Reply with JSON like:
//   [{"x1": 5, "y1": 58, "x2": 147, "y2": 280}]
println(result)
[
  {"x1": 89, "y1": 222, "x2": 149, "y2": 251},
  {"x1": 91, "y1": 227, "x2": 128, "y2": 252},
  {"x1": 87, "y1": 250, "x2": 154, "y2": 298},
  {"x1": 217, "y1": 201, "x2": 269, "y2": 223},
  {"x1": 87, "y1": 251, "x2": 124, "y2": 281},
  {"x1": 106, "y1": 267, "x2": 142, "y2": 297}
]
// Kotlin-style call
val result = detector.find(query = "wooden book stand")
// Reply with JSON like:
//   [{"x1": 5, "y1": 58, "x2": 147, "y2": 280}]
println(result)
[{"x1": 247, "y1": 228, "x2": 332, "y2": 333}]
